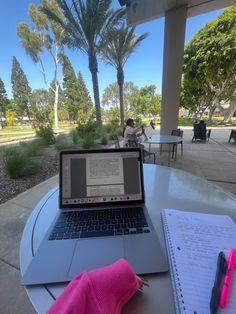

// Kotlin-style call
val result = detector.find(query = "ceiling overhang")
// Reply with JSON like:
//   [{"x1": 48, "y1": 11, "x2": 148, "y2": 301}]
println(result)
[{"x1": 123, "y1": 0, "x2": 235, "y2": 26}]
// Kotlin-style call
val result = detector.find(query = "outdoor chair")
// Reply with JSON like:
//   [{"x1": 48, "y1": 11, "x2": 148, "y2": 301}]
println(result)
[
  {"x1": 139, "y1": 132, "x2": 148, "y2": 142},
  {"x1": 192, "y1": 122, "x2": 211, "y2": 142},
  {"x1": 127, "y1": 139, "x2": 156, "y2": 164},
  {"x1": 228, "y1": 130, "x2": 236, "y2": 143},
  {"x1": 112, "y1": 135, "x2": 121, "y2": 148},
  {"x1": 171, "y1": 129, "x2": 183, "y2": 160}
]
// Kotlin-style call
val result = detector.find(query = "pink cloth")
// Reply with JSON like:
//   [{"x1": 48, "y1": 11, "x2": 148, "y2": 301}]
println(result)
[{"x1": 47, "y1": 259, "x2": 141, "y2": 314}]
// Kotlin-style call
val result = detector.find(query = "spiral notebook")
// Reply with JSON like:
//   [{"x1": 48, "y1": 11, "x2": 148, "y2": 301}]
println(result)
[{"x1": 162, "y1": 209, "x2": 236, "y2": 314}]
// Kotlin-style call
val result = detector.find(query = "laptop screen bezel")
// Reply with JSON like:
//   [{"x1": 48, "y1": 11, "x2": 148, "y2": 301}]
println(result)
[{"x1": 59, "y1": 148, "x2": 145, "y2": 208}]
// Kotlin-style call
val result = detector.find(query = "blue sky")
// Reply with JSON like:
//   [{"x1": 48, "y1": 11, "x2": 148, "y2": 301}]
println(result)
[{"x1": 0, "y1": 0, "x2": 223, "y2": 100}]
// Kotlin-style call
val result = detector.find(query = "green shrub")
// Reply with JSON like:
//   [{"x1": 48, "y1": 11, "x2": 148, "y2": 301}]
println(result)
[
  {"x1": 6, "y1": 110, "x2": 16, "y2": 127},
  {"x1": 109, "y1": 133, "x2": 115, "y2": 140},
  {"x1": 94, "y1": 127, "x2": 104, "y2": 139},
  {"x1": 110, "y1": 118, "x2": 120, "y2": 126},
  {"x1": 110, "y1": 128, "x2": 122, "y2": 138},
  {"x1": 36, "y1": 125, "x2": 55, "y2": 145},
  {"x1": 76, "y1": 121, "x2": 99, "y2": 138},
  {"x1": 54, "y1": 134, "x2": 77, "y2": 150},
  {"x1": 82, "y1": 135, "x2": 95, "y2": 149},
  {"x1": 70, "y1": 129, "x2": 80, "y2": 144},
  {"x1": 2, "y1": 146, "x2": 18, "y2": 157},
  {"x1": 101, "y1": 135, "x2": 108, "y2": 145},
  {"x1": 104, "y1": 124, "x2": 112, "y2": 133},
  {"x1": 19, "y1": 139, "x2": 46, "y2": 156},
  {"x1": 103, "y1": 123, "x2": 121, "y2": 139},
  {"x1": 117, "y1": 128, "x2": 123, "y2": 136},
  {"x1": 3, "y1": 148, "x2": 41, "y2": 179}
]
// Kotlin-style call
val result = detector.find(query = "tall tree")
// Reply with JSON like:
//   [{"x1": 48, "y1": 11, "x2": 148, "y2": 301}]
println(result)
[
  {"x1": 0, "y1": 77, "x2": 9, "y2": 124},
  {"x1": 76, "y1": 72, "x2": 94, "y2": 124},
  {"x1": 180, "y1": 80, "x2": 213, "y2": 119},
  {"x1": 41, "y1": 0, "x2": 124, "y2": 127},
  {"x1": 30, "y1": 89, "x2": 52, "y2": 127},
  {"x1": 62, "y1": 55, "x2": 80, "y2": 121},
  {"x1": 102, "y1": 81, "x2": 139, "y2": 117},
  {"x1": 183, "y1": 6, "x2": 236, "y2": 121},
  {"x1": 11, "y1": 56, "x2": 32, "y2": 120},
  {"x1": 77, "y1": 72, "x2": 93, "y2": 109},
  {"x1": 17, "y1": 0, "x2": 65, "y2": 129},
  {"x1": 131, "y1": 85, "x2": 161, "y2": 119},
  {"x1": 100, "y1": 23, "x2": 147, "y2": 125},
  {"x1": 62, "y1": 57, "x2": 93, "y2": 121}
]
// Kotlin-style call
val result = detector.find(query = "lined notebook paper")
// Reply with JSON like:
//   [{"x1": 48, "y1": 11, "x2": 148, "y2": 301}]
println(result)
[{"x1": 162, "y1": 209, "x2": 236, "y2": 314}]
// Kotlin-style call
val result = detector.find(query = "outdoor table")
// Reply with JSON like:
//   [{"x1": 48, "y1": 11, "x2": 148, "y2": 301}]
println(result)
[
  {"x1": 144, "y1": 134, "x2": 182, "y2": 166},
  {"x1": 20, "y1": 164, "x2": 236, "y2": 314}
]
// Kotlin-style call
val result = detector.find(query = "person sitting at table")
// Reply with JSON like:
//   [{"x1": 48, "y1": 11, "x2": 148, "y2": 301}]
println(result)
[
  {"x1": 192, "y1": 119, "x2": 211, "y2": 141},
  {"x1": 122, "y1": 118, "x2": 143, "y2": 147}
]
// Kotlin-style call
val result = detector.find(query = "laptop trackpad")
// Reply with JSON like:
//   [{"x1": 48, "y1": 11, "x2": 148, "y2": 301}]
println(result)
[{"x1": 68, "y1": 238, "x2": 124, "y2": 278}]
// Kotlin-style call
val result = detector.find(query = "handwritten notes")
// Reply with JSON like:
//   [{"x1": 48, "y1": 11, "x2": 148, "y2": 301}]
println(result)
[{"x1": 162, "y1": 209, "x2": 236, "y2": 314}]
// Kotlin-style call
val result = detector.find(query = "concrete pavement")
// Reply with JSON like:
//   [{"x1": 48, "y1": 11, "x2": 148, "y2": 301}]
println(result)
[
  {"x1": 0, "y1": 127, "x2": 235, "y2": 314},
  {"x1": 0, "y1": 176, "x2": 58, "y2": 314},
  {"x1": 152, "y1": 127, "x2": 236, "y2": 196}
]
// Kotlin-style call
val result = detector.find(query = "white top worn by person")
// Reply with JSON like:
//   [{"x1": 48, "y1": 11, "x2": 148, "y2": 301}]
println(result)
[{"x1": 123, "y1": 118, "x2": 142, "y2": 147}]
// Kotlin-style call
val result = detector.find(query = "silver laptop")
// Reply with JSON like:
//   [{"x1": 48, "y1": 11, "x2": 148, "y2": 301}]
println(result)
[{"x1": 21, "y1": 148, "x2": 168, "y2": 285}]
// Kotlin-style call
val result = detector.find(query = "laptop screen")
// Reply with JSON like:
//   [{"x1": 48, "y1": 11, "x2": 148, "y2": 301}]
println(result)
[{"x1": 59, "y1": 148, "x2": 145, "y2": 208}]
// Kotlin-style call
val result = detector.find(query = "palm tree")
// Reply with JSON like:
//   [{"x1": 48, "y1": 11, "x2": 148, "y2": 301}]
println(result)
[
  {"x1": 100, "y1": 23, "x2": 148, "y2": 125},
  {"x1": 41, "y1": 0, "x2": 124, "y2": 127}
]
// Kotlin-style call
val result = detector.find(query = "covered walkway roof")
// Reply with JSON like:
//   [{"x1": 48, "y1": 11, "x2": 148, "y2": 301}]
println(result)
[
  {"x1": 120, "y1": 0, "x2": 235, "y2": 134},
  {"x1": 125, "y1": 0, "x2": 235, "y2": 26}
]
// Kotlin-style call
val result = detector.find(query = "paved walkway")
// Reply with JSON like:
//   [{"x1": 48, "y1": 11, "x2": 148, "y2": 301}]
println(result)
[
  {"x1": 0, "y1": 127, "x2": 235, "y2": 314},
  {"x1": 145, "y1": 127, "x2": 236, "y2": 196}
]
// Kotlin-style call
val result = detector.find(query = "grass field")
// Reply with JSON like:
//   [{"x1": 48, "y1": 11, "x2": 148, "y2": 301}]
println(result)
[
  {"x1": 0, "y1": 117, "x2": 235, "y2": 142},
  {"x1": 178, "y1": 117, "x2": 236, "y2": 126},
  {"x1": 0, "y1": 127, "x2": 35, "y2": 141},
  {"x1": 0, "y1": 123, "x2": 75, "y2": 141}
]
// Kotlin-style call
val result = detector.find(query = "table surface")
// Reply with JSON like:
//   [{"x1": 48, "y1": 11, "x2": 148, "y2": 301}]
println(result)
[
  {"x1": 20, "y1": 164, "x2": 236, "y2": 314},
  {"x1": 144, "y1": 134, "x2": 182, "y2": 144}
]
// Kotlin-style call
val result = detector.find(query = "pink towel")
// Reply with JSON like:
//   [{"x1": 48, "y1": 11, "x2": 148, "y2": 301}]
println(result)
[{"x1": 47, "y1": 259, "x2": 142, "y2": 314}]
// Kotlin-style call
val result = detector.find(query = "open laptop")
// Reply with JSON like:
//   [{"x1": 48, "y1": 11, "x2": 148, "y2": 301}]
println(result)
[{"x1": 21, "y1": 148, "x2": 168, "y2": 285}]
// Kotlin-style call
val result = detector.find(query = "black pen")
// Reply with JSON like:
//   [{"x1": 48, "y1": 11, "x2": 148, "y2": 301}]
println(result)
[{"x1": 210, "y1": 251, "x2": 227, "y2": 314}]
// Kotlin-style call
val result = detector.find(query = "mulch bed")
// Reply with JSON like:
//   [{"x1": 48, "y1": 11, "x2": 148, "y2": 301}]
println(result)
[
  {"x1": 0, "y1": 146, "x2": 59, "y2": 205},
  {"x1": 0, "y1": 139, "x2": 116, "y2": 205}
]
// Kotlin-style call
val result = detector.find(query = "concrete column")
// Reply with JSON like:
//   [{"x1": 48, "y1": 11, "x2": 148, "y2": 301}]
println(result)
[{"x1": 160, "y1": 6, "x2": 187, "y2": 134}]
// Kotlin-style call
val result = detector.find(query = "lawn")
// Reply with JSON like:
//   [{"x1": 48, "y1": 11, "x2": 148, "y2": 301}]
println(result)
[
  {"x1": 0, "y1": 127, "x2": 35, "y2": 134},
  {"x1": 0, "y1": 127, "x2": 35, "y2": 143},
  {"x1": 178, "y1": 117, "x2": 236, "y2": 126},
  {"x1": 0, "y1": 124, "x2": 75, "y2": 143}
]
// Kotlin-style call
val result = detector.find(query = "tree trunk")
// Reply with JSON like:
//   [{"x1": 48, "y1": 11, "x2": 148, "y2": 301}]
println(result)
[
  {"x1": 117, "y1": 65, "x2": 124, "y2": 126},
  {"x1": 193, "y1": 107, "x2": 202, "y2": 119},
  {"x1": 199, "y1": 111, "x2": 204, "y2": 119},
  {"x1": 89, "y1": 54, "x2": 102, "y2": 127},
  {"x1": 208, "y1": 105, "x2": 216, "y2": 121},
  {"x1": 208, "y1": 98, "x2": 220, "y2": 121},
  {"x1": 223, "y1": 99, "x2": 236, "y2": 123},
  {"x1": 54, "y1": 82, "x2": 59, "y2": 130},
  {"x1": 26, "y1": 106, "x2": 31, "y2": 122}
]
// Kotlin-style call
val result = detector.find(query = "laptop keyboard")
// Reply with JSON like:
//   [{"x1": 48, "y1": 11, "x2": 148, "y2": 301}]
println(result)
[{"x1": 48, "y1": 207, "x2": 150, "y2": 240}]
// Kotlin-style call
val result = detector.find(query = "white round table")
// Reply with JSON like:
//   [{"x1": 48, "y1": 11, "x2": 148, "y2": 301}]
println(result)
[
  {"x1": 144, "y1": 135, "x2": 182, "y2": 165},
  {"x1": 20, "y1": 164, "x2": 236, "y2": 314}
]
